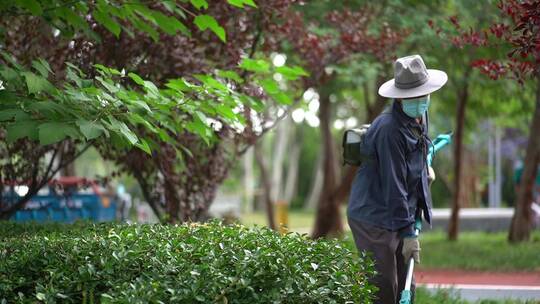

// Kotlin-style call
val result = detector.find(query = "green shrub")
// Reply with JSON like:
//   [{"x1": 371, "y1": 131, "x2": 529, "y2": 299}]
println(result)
[{"x1": 0, "y1": 221, "x2": 375, "y2": 303}]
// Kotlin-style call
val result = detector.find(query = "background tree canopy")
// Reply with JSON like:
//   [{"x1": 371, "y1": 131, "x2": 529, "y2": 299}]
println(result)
[{"x1": 1, "y1": 0, "x2": 539, "y2": 244}]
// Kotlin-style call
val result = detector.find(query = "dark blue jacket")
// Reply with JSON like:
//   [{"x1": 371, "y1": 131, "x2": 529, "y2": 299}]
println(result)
[{"x1": 347, "y1": 100, "x2": 432, "y2": 236}]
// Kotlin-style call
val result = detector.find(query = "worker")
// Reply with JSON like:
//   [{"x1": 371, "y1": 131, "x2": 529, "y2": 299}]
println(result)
[{"x1": 348, "y1": 54, "x2": 447, "y2": 303}]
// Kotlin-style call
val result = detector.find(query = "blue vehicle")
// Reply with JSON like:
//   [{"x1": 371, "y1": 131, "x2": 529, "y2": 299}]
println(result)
[{"x1": 5, "y1": 177, "x2": 117, "y2": 223}]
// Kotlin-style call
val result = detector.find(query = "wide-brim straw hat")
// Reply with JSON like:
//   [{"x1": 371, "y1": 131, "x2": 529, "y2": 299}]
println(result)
[{"x1": 378, "y1": 54, "x2": 448, "y2": 99}]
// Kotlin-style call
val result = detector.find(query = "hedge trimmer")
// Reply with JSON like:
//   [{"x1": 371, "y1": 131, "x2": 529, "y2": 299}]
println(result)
[{"x1": 399, "y1": 131, "x2": 452, "y2": 304}]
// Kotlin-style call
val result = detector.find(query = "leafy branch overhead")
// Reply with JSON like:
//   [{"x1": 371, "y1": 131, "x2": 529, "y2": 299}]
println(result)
[
  {"x1": 0, "y1": 53, "x2": 307, "y2": 153},
  {"x1": 1, "y1": 0, "x2": 308, "y2": 154},
  {"x1": 2, "y1": 0, "x2": 250, "y2": 42}
]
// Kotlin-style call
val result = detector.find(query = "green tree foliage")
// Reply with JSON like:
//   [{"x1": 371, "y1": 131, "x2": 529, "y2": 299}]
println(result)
[{"x1": 0, "y1": 0, "x2": 236, "y2": 41}]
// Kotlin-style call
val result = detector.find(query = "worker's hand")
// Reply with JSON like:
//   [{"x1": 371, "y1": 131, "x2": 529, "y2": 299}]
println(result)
[
  {"x1": 428, "y1": 166, "x2": 436, "y2": 186},
  {"x1": 402, "y1": 236, "x2": 421, "y2": 264}
]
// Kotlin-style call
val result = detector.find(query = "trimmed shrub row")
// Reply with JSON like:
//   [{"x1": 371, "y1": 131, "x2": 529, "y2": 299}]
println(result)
[{"x1": 0, "y1": 221, "x2": 375, "y2": 303}]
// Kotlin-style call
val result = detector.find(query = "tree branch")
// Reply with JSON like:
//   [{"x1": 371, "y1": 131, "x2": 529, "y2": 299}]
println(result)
[
  {"x1": 133, "y1": 170, "x2": 164, "y2": 223},
  {"x1": 0, "y1": 141, "x2": 92, "y2": 219}
]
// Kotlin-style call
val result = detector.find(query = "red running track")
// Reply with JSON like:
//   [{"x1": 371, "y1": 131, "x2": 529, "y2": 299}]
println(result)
[{"x1": 416, "y1": 269, "x2": 540, "y2": 286}]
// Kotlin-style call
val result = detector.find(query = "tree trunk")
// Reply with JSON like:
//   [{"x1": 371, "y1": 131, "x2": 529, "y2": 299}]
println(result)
[
  {"x1": 284, "y1": 135, "x2": 301, "y2": 203},
  {"x1": 156, "y1": 145, "x2": 181, "y2": 223},
  {"x1": 271, "y1": 116, "x2": 291, "y2": 202},
  {"x1": 448, "y1": 72, "x2": 470, "y2": 241},
  {"x1": 133, "y1": 170, "x2": 165, "y2": 223},
  {"x1": 60, "y1": 163, "x2": 76, "y2": 176},
  {"x1": 312, "y1": 93, "x2": 343, "y2": 238},
  {"x1": 254, "y1": 142, "x2": 276, "y2": 230},
  {"x1": 366, "y1": 76, "x2": 390, "y2": 122},
  {"x1": 60, "y1": 141, "x2": 77, "y2": 176},
  {"x1": 461, "y1": 148, "x2": 480, "y2": 207},
  {"x1": 509, "y1": 74, "x2": 540, "y2": 243},
  {"x1": 242, "y1": 147, "x2": 255, "y2": 213},
  {"x1": 304, "y1": 151, "x2": 323, "y2": 209}
]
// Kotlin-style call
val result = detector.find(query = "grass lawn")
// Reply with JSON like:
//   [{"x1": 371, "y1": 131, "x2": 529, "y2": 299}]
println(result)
[
  {"x1": 415, "y1": 288, "x2": 539, "y2": 304},
  {"x1": 342, "y1": 229, "x2": 540, "y2": 272}
]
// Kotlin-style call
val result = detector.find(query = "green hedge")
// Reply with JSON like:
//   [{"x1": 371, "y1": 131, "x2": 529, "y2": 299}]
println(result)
[{"x1": 0, "y1": 221, "x2": 375, "y2": 303}]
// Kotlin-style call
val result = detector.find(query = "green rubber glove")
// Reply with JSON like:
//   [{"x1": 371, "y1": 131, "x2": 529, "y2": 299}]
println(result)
[{"x1": 402, "y1": 236, "x2": 420, "y2": 264}]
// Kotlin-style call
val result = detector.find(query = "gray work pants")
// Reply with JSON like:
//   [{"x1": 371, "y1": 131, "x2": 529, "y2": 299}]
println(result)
[{"x1": 348, "y1": 217, "x2": 415, "y2": 304}]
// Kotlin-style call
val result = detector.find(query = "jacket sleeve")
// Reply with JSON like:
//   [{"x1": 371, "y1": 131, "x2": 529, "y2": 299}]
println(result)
[{"x1": 376, "y1": 127, "x2": 414, "y2": 235}]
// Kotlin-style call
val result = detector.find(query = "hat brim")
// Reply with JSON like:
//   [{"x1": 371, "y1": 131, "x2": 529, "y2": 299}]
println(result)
[{"x1": 378, "y1": 69, "x2": 448, "y2": 99}]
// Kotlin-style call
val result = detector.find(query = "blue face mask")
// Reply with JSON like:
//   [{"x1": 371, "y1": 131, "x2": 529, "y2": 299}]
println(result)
[{"x1": 402, "y1": 95, "x2": 430, "y2": 118}]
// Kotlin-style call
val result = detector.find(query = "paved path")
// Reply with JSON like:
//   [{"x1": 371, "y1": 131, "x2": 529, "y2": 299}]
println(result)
[{"x1": 416, "y1": 270, "x2": 540, "y2": 302}]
